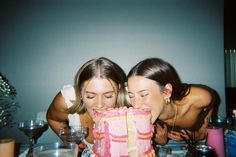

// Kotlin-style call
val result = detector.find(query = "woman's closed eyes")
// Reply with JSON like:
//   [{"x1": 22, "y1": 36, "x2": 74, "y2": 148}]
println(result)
[
  {"x1": 85, "y1": 92, "x2": 115, "y2": 99},
  {"x1": 128, "y1": 90, "x2": 149, "y2": 99}
]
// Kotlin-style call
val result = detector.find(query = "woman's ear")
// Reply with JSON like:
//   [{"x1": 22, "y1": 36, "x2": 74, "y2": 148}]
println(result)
[{"x1": 163, "y1": 83, "x2": 173, "y2": 98}]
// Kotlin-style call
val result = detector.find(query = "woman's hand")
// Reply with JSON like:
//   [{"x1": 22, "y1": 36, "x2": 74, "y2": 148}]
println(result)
[
  {"x1": 168, "y1": 129, "x2": 189, "y2": 141},
  {"x1": 168, "y1": 129, "x2": 193, "y2": 141},
  {"x1": 153, "y1": 123, "x2": 168, "y2": 145},
  {"x1": 77, "y1": 142, "x2": 87, "y2": 153},
  {"x1": 75, "y1": 142, "x2": 87, "y2": 156}
]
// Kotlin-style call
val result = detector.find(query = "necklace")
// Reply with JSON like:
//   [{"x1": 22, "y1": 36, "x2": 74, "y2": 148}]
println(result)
[{"x1": 171, "y1": 105, "x2": 178, "y2": 131}]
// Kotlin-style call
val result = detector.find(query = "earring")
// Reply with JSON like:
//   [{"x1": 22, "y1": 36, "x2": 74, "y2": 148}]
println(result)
[{"x1": 165, "y1": 97, "x2": 170, "y2": 105}]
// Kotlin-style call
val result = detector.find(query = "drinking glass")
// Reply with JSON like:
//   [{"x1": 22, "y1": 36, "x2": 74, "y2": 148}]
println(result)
[
  {"x1": 18, "y1": 120, "x2": 48, "y2": 156},
  {"x1": 33, "y1": 142, "x2": 76, "y2": 157},
  {"x1": 58, "y1": 126, "x2": 88, "y2": 145}
]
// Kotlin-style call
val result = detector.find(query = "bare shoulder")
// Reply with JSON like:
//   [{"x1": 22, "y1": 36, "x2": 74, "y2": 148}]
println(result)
[
  {"x1": 51, "y1": 92, "x2": 68, "y2": 111},
  {"x1": 46, "y1": 92, "x2": 68, "y2": 120},
  {"x1": 188, "y1": 86, "x2": 212, "y2": 108}
]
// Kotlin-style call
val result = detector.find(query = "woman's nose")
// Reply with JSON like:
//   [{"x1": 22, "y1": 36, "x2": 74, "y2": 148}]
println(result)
[
  {"x1": 131, "y1": 97, "x2": 142, "y2": 108},
  {"x1": 95, "y1": 97, "x2": 104, "y2": 109}
]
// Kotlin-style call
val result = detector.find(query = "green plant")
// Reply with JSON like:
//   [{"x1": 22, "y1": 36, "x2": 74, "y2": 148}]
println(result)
[{"x1": 0, "y1": 73, "x2": 19, "y2": 129}]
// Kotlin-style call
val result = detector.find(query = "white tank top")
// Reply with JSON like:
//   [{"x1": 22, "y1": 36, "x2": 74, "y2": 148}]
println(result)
[{"x1": 61, "y1": 85, "x2": 93, "y2": 149}]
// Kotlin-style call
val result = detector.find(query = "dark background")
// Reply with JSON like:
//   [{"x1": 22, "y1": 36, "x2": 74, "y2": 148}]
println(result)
[
  {"x1": 224, "y1": 0, "x2": 236, "y2": 117},
  {"x1": 224, "y1": 0, "x2": 236, "y2": 49}
]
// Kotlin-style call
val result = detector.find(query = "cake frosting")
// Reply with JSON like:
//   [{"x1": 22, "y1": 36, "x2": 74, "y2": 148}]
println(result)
[{"x1": 92, "y1": 107, "x2": 155, "y2": 157}]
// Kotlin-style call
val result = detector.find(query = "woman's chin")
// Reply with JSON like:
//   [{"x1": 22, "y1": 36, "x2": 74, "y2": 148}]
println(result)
[
  {"x1": 87, "y1": 110, "x2": 94, "y2": 120},
  {"x1": 151, "y1": 114, "x2": 159, "y2": 124}
]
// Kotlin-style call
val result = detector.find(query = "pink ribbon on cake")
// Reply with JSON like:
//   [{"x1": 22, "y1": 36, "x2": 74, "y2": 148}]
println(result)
[
  {"x1": 104, "y1": 121, "x2": 111, "y2": 156},
  {"x1": 137, "y1": 130, "x2": 153, "y2": 140}
]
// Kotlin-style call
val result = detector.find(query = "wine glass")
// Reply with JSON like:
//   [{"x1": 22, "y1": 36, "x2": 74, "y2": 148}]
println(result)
[
  {"x1": 18, "y1": 120, "x2": 48, "y2": 156},
  {"x1": 58, "y1": 126, "x2": 87, "y2": 144}
]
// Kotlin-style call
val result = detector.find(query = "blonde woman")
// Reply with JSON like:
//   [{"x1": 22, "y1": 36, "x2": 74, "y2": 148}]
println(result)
[{"x1": 47, "y1": 57, "x2": 129, "y2": 154}]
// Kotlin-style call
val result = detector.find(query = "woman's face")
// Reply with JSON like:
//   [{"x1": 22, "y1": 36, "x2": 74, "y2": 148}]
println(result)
[
  {"x1": 81, "y1": 78, "x2": 118, "y2": 119},
  {"x1": 128, "y1": 76, "x2": 166, "y2": 123}
]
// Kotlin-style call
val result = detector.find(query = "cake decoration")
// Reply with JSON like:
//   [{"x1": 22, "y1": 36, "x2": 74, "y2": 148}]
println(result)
[{"x1": 92, "y1": 107, "x2": 155, "y2": 157}]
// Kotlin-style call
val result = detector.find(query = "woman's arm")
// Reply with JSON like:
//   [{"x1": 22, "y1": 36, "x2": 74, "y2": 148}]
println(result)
[
  {"x1": 46, "y1": 92, "x2": 87, "y2": 154},
  {"x1": 169, "y1": 108, "x2": 213, "y2": 141},
  {"x1": 169, "y1": 86, "x2": 214, "y2": 141},
  {"x1": 46, "y1": 92, "x2": 69, "y2": 136},
  {"x1": 189, "y1": 86, "x2": 214, "y2": 140},
  {"x1": 186, "y1": 108, "x2": 213, "y2": 141}
]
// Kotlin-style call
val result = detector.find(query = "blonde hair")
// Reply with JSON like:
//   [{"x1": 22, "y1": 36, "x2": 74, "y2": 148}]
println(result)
[{"x1": 68, "y1": 57, "x2": 129, "y2": 114}]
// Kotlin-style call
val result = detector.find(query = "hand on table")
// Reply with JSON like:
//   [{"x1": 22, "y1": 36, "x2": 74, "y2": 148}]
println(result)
[{"x1": 153, "y1": 123, "x2": 168, "y2": 145}]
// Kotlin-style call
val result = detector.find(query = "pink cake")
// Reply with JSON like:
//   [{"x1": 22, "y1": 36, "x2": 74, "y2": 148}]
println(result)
[{"x1": 92, "y1": 107, "x2": 155, "y2": 157}]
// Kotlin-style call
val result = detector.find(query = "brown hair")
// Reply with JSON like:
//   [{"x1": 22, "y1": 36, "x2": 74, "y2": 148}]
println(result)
[{"x1": 127, "y1": 58, "x2": 189, "y2": 102}]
